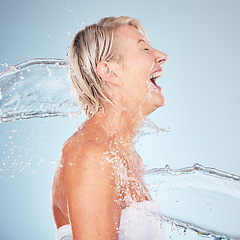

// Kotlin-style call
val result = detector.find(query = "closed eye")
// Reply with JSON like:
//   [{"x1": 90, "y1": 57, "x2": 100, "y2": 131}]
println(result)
[{"x1": 138, "y1": 39, "x2": 151, "y2": 51}]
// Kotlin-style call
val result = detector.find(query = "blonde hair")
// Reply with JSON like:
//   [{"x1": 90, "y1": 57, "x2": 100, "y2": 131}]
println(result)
[{"x1": 68, "y1": 16, "x2": 145, "y2": 117}]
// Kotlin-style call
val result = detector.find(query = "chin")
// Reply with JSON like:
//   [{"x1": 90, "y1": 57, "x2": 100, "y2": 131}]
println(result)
[
  {"x1": 157, "y1": 98, "x2": 166, "y2": 108},
  {"x1": 140, "y1": 91, "x2": 166, "y2": 116},
  {"x1": 153, "y1": 95, "x2": 166, "y2": 108},
  {"x1": 149, "y1": 87, "x2": 166, "y2": 108},
  {"x1": 142, "y1": 99, "x2": 165, "y2": 116}
]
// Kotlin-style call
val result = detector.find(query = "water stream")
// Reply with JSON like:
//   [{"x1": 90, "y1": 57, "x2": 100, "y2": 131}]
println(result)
[
  {"x1": 0, "y1": 58, "x2": 80, "y2": 122},
  {"x1": 145, "y1": 164, "x2": 240, "y2": 239}
]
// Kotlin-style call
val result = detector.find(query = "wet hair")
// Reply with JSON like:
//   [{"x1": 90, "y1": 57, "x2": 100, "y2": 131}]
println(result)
[{"x1": 68, "y1": 16, "x2": 145, "y2": 117}]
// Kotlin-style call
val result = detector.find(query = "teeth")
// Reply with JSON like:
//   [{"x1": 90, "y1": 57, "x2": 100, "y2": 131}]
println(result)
[{"x1": 150, "y1": 71, "x2": 163, "y2": 81}]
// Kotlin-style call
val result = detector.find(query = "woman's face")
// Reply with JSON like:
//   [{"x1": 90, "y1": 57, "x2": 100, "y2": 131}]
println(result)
[{"x1": 116, "y1": 25, "x2": 168, "y2": 116}]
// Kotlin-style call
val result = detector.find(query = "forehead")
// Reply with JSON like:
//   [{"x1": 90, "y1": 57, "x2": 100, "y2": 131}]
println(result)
[{"x1": 116, "y1": 25, "x2": 147, "y2": 44}]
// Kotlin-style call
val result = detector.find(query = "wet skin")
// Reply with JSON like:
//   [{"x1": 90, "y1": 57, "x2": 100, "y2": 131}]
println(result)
[{"x1": 52, "y1": 25, "x2": 167, "y2": 240}]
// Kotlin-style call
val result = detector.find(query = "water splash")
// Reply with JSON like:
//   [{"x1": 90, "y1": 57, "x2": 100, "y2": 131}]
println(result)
[
  {"x1": 145, "y1": 163, "x2": 240, "y2": 239},
  {"x1": 137, "y1": 117, "x2": 170, "y2": 137},
  {"x1": 0, "y1": 58, "x2": 81, "y2": 122}
]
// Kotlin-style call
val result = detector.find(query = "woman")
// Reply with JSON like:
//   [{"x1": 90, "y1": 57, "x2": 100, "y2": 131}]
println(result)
[{"x1": 52, "y1": 16, "x2": 167, "y2": 240}]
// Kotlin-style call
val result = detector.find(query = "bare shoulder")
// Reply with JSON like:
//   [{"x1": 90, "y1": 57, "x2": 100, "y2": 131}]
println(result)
[
  {"x1": 52, "y1": 132, "x2": 121, "y2": 237},
  {"x1": 60, "y1": 133, "x2": 115, "y2": 192},
  {"x1": 52, "y1": 131, "x2": 113, "y2": 201},
  {"x1": 59, "y1": 134, "x2": 120, "y2": 239},
  {"x1": 62, "y1": 134, "x2": 110, "y2": 168}
]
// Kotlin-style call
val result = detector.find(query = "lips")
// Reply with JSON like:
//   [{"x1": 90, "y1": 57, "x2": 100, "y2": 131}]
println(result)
[{"x1": 149, "y1": 69, "x2": 163, "y2": 86}]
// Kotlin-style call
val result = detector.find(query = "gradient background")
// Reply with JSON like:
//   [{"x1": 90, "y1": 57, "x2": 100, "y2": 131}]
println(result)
[{"x1": 0, "y1": 0, "x2": 240, "y2": 239}]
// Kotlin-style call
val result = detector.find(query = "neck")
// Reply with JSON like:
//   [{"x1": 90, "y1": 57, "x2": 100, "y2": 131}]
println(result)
[{"x1": 86, "y1": 103, "x2": 146, "y2": 152}]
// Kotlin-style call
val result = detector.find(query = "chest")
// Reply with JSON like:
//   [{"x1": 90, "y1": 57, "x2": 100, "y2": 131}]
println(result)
[{"x1": 111, "y1": 154, "x2": 151, "y2": 208}]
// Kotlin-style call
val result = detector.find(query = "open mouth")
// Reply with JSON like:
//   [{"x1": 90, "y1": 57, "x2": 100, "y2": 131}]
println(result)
[{"x1": 149, "y1": 71, "x2": 163, "y2": 86}]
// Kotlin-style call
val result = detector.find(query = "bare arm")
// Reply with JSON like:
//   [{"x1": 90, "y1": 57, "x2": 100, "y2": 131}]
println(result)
[{"x1": 62, "y1": 142, "x2": 121, "y2": 240}]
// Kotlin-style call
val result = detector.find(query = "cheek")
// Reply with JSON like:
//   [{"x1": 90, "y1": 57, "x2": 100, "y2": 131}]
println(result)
[
  {"x1": 138, "y1": 52, "x2": 153, "y2": 64},
  {"x1": 135, "y1": 54, "x2": 153, "y2": 74},
  {"x1": 122, "y1": 54, "x2": 153, "y2": 89}
]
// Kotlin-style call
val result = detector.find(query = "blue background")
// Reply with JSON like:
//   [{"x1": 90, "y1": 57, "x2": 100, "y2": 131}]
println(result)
[{"x1": 0, "y1": 0, "x2": 240, "y2": 239}]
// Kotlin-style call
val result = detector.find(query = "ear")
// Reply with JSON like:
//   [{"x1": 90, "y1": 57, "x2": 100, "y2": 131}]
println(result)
[{"x1": 96, "y1": 61, "x2": 122, "y2": 86}]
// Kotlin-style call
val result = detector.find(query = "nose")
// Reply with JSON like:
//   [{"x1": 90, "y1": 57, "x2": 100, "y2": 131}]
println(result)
[{"x1": 155, "y1": 50, "x2": 168, "y2": 64}]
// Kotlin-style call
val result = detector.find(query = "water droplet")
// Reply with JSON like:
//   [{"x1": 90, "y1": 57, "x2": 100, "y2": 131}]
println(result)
[{"x1": 67, "y1": 31, "x2": 73, "y2": 37}]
